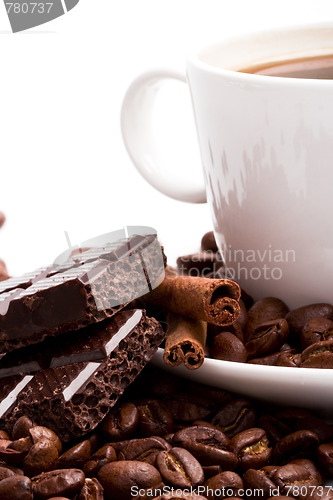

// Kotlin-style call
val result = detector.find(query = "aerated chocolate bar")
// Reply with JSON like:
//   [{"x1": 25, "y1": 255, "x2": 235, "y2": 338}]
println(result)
[
  {"x1": 0, "y1": 309, "x2": 165, "y2": 441},
  {"x1": 0, "y1": 233, "x2": 165, "y2": 354}
]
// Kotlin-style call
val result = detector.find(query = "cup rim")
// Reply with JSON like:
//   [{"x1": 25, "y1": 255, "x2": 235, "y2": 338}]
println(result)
[{"x1": 187, "y1": 21, "x2": 333, "y2": 87}]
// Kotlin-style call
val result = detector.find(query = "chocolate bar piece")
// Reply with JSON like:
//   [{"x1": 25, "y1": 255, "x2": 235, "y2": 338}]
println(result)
[
  {"x1": 0, "y1": 309, "x2": 165, "y2": 441},
  {"x1": 0, "y1": 233, "x2": 165, "y2": 354},
  {"x1": 0, "y1": 302, "x2": 155, "y2": 378}
]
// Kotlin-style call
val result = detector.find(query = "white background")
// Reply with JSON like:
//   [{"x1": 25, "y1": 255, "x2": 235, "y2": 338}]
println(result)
[{"x1": 0, "y1": 0, "x2": 332, "y2": 275}]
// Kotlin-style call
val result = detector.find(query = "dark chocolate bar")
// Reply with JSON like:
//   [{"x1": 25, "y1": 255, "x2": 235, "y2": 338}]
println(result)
[
  {"x1": 0, "y1": 302, "x2": 155, "y2": 378},
  {"x1": 0, "y1": 233, "x2": 165, "y2": 354},
  {"x1": 0, "y1": 309, "x2": 165, "y2": 441}
]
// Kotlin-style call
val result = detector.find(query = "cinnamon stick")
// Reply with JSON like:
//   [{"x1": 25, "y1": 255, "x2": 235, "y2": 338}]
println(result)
[
  {"x1": 163, "y1": 314, "x2": 207, "y2": 370},
  {"x1": 139, "y1": 274, "x2": 240, "y2": 326}
]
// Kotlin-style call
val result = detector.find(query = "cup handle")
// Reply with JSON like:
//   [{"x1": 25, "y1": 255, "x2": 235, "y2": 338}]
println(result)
[{"x1": 121, "y1": 70, "x2": 207, "y2": 203}]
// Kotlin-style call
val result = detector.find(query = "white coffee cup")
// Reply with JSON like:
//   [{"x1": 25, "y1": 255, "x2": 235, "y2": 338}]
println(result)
[{"x1": 121, "y1": 24, "x2": 333, "y2": 309}]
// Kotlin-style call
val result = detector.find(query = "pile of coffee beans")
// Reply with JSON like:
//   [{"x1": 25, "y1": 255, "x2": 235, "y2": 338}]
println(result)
[
  {"x1": 177, "y1": 232, "x2": 333, "y2": 368},
  {"x1": 0, "y1": 365, "x2": 332, "y2": 500}
]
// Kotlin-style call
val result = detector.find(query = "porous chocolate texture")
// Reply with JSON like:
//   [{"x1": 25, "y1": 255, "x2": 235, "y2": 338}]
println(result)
[
  {"x1": 0, "y1": 233, "x2": 166, "y2": 354},
  {"x1": 0, "y1": 309, "x2": 165, "y2": 441}
]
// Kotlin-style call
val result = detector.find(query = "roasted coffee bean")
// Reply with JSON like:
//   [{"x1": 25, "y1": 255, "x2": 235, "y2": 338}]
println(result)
[
  {"x1": 273, "y1": 430, "x2": 319, "y2": 463},
  {"x1": 290, "y1": 459, "x2": 324, "y2": 484},
  {"x1": 275, "y1": 352, "x2": 301, "y2": 367},
  {"x1": 261, "y1": 464, "x2": 281, "y2": 480},
  {"x1": 211, "y1": 399, "x2": 256, "y2": 438},
  {"x1": 29, "y1": 426, "x2": 62, "y2": 454},
  {"x1": 229, "y1": 320, "x2": 245, "y2": 343},
  {"x1": 0, "y1": 474, "x2": 33, "y2": 500},
  {"x1": 24, "y1": 438, "x2": 59, "y2": 477},
  {"x1": 32, "y1": 469, "x2": 85, "y2": 499},
  {"x1": 245, "y1": 319, "x2": 289, "y2": 359},
  {"x1": 77, "y1": 478, "x2": 104, "y2": 499},
  {"x1": 243, "y1": 468, "x2": 277, "y2": 499},
  {"x1": 137, "y1": 399, "x2": 173, "y2": 436},
  {"x1": 207, "y1": 321, "x2": 244, "y2": 346},
  {"x1": 86, "y1": 433, "x2": 99, "y2": 454},
  {"x1": 317, "y1": 442, "x2": 333, "y2": 476},
  {"x1": 204, "y1": 470, "x2": 243, "y2": 500},
  {"x1": 272, "y1": 463, "x2": 319, "y2": 496},
  {"x1": 211, "y1": 331, "x2": 247, "y2": 363},
  {"x1": 249, "y1": 351, "x2": 283, "y2": 366},
  {"x1": 103, "y1": 438, "x2": 137, "y2": 455},
  {"x1": 156, "y1": 446, "x2": 204, "y2": 488},
  {"x1": 294, "y1": 416, "x2": 333, "y2": 444},
  {"x1": 12, "y1": 416, "x2": 35, "y2": 440},
  {"x1": 47, "y1": 498, "x2": 71, "y2": 500},
  {"x1": 58, "y1": 440, "x2": 91, "y2": 469},
  {"x1": 257, "y1": 415, "x2": 291, "y2": 446},
  {"x1": 119, "y1": 436, "x2": 171, "y2": 466},
  {"x1": 98, "y1": 460, "x2": 162, "y2": 500},
  {"x1": 173, "y1": 425, "x2": 238, "y2": 469},
  {"x1": 164, "y1": 394, "x2": 213, "y2": 423},
  {"x1": 83, "y1": 444, "x2": 117, "y2": 477},
  {"x1": 285, "y1": 303, "x2": 333, "y2": 340},
  {"x1": 177, "y1": 251, "x2": 222, "y2": 277},
  {"x1": 0, "y1": 465, "x2": 16, "y2": 480},
  {"x1": 245, "y1": 298, "x2": 289, "y2": 334},
  {"x1": 192, "y1": 421, "x2": 221, "y2": 430},
  {"x1": 164, "y1": 433, "x2": 174, "y2": 445},
  {"x1": 0, "y1": 445, "x2": 26, "y2": 466},
  {"x1": 228, "y1": 428, "x2": 271, "y2": 470},
  {"x1": 207, "y1": 311, "x2": 247, "y2": 340},
  {"x1": 9, "y1": 436, "x2": 33, "y2": 454},
  {"x1": 100, "y1": 402, "x2": 139, "y2": 441},
  {"x1": 203, "y1": 465, "x2": 222, "y2": 479},
  {"x1": 301, "y1": 318, "x2": 333, "y2": 348},
  {"x1": 0, "y1": 430, "x2": 10, "y2": 440},
  {"x1": 301, "y1": 339, "x2": 333, "y2": 368},
  {"x1": 201, "y1": 232, "x2": 218, "y2": 253}
]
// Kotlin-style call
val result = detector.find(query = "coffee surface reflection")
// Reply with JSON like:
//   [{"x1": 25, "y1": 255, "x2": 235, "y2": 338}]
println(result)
[{"x1": 241, "y1": 54, "x2": 333, "y2": 79}]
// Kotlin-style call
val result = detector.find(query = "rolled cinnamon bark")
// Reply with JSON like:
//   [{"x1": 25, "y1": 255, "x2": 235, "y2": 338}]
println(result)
[
  {"x1": 164, "y1": 314, "x2": 207, "y2": 370},
  {"x1": 139, "y1": 274, "x2": 240, "y2": 326}
]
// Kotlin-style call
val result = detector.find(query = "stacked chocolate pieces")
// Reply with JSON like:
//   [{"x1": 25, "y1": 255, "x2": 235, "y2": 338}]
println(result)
[{"x1": 0, "y1": 232, "x2": 166, "y2": 441}]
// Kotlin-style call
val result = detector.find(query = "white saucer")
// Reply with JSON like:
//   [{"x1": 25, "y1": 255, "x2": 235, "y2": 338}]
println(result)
[{"x1": 151, "y1": 348, "x2": 333, "y2": 415}]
